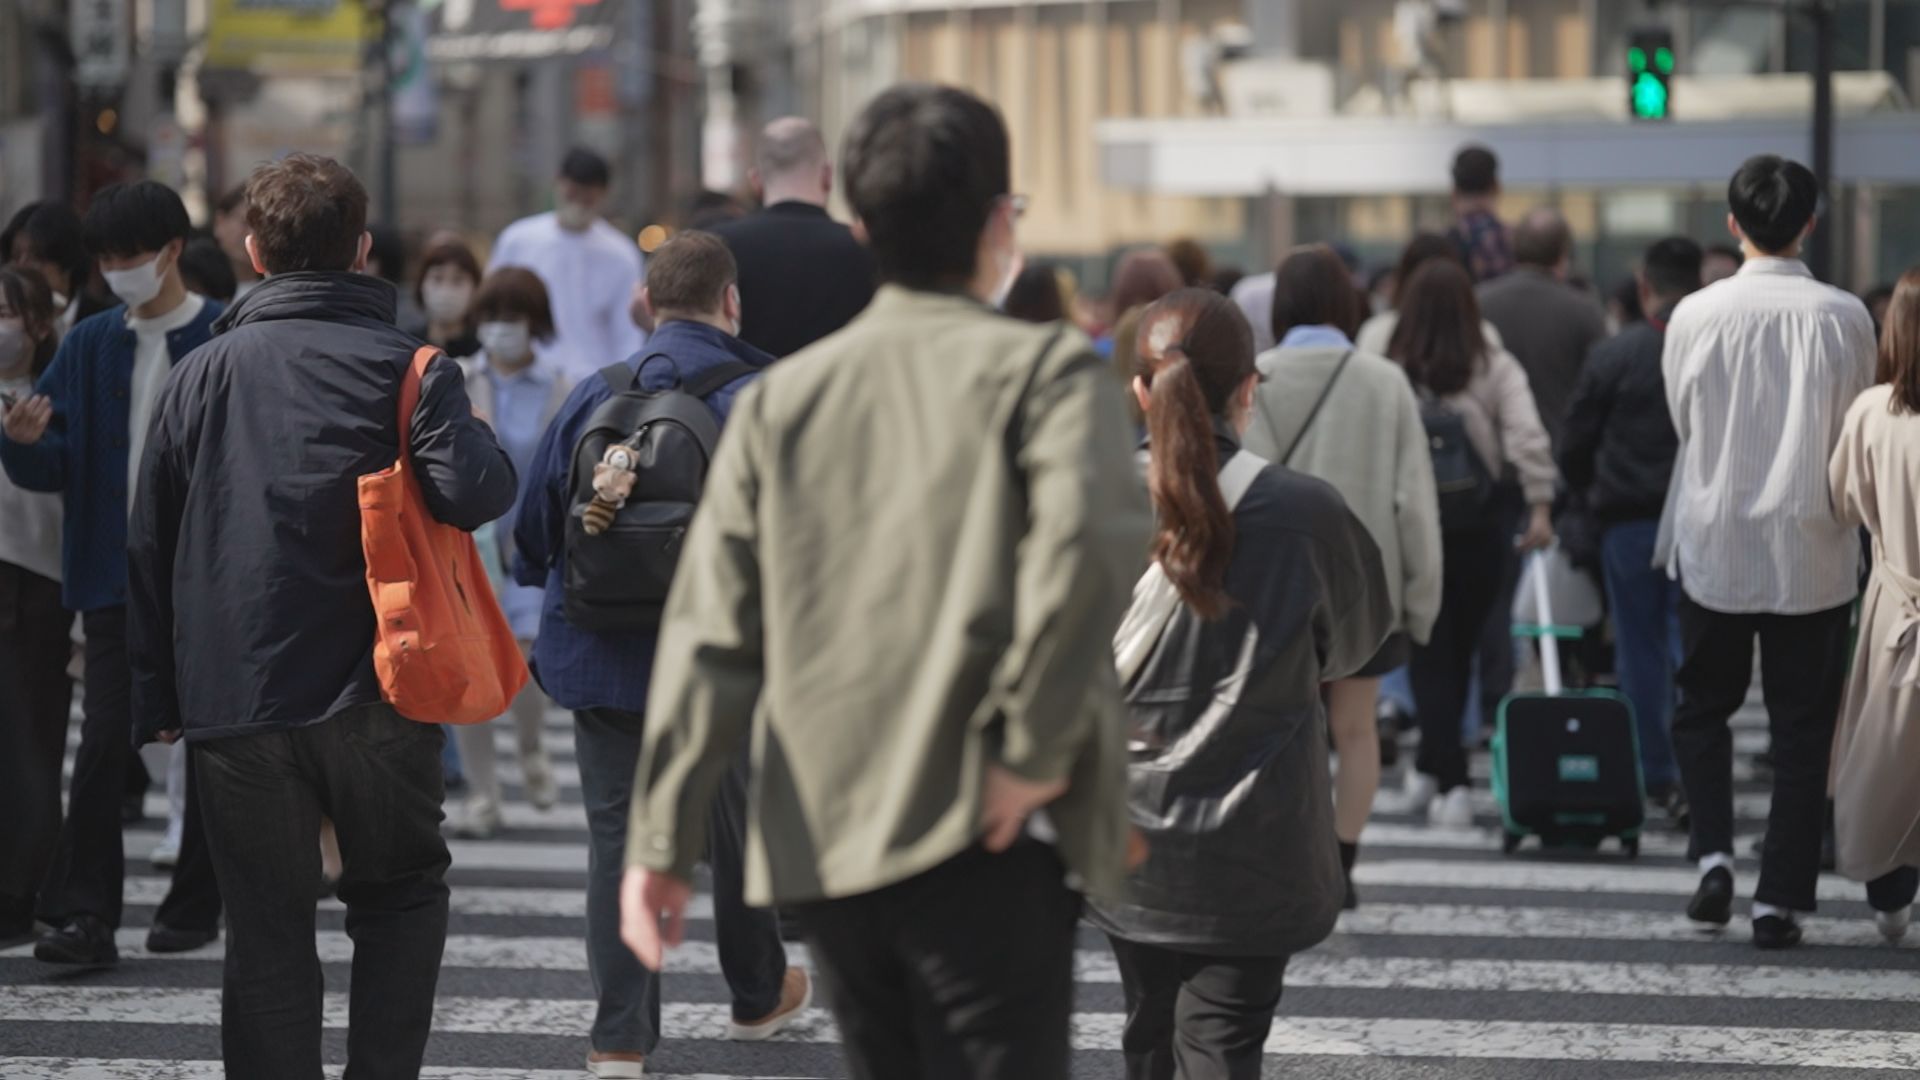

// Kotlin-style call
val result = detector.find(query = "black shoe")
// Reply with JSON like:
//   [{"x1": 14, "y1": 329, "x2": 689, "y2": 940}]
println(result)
[
  {"x1": 34, "y1": 915, "x2": 118, "y2": 966},
  {"x1": 1687, "y1": 867, "x2": 1734, "y2": 926},
  {"x1": 1753, "y1": 914, "x2": 1803, "y2": 950},
  {"x1": 145, "y1": 924, "x2": 218, "y2": 954}
]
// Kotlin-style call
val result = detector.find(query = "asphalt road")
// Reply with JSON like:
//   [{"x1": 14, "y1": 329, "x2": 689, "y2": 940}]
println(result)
[{"x1": 4, "y1": 687, "x2": 1917, "y2": 1078}]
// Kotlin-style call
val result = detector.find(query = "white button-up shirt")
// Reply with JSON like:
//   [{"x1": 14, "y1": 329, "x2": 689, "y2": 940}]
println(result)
[{"x1": 1660, "y1": 256, "x2": 1876, "y2": 614}]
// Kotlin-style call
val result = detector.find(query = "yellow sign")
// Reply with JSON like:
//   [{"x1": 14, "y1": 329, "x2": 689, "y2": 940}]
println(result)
[{"x1": 205, "y1": 0, "x2": 368, "y2": 73}]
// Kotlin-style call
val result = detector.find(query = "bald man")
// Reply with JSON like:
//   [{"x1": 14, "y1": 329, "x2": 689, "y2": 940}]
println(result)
[
  {"x1": 709, "y1": 117, "x2": 877, "y2": 358},
  {"x1": 1475, "y1": 207, "x2": 1608, "y2": 449}
]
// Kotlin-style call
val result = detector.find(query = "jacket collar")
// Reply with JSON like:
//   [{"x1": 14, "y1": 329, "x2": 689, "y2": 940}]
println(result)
[
  {"x1": 764, "y1": 200, "x2": 831, "y2": 219},
  {"x1": 212, "y1": 271, "x2": 398, "y2": 335},
  {"x1": 865, "y1": 283, "x2": 993, "y2": 319},
  {"x1": 1736, "y1": 256, "x2": 1813, "y2": 280},
  {"x1": 636, "y1": 319, "x2": 774, "y2": 383}
]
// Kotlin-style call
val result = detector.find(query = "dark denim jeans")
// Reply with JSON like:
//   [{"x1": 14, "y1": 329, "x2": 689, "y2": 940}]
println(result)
[
  {"x1": 1600, "y1": 520, "x2": 1682, "y2": 790},
  {"x1": 573, "y1": 708, "x2": 785, "y2": 1054},
  {"x1": 0, "y1": 561, "x2": 72, "y2": 922},
  {"x1": 193, "y1": 703, "x2": 450, "y2": 1080}
]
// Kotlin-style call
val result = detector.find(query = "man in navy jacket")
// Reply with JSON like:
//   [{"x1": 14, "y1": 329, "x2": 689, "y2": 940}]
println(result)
[
  {"x1": 126, "y1": 154, "x2": 516, "y2": 1077},
  {"x1": 0, "y1": 181, "x2": 224, "y2": 963},
  {"x1": 513, "y1": 232, "x2": 807, "y2": 1076}
]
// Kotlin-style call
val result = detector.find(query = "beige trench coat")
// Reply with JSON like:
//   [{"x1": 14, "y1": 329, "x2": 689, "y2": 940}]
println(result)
[{"x1": 1828, "y1": 384, "x2": 1920, "y2": 883}]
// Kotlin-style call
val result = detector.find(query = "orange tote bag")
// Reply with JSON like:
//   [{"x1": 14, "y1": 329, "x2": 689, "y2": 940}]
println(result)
[{"x1": 359, "y1": 346, "x2": 529, "y2": 724}]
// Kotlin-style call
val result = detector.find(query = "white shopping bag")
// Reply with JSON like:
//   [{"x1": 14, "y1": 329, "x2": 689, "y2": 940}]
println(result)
[{"x1": 1511, "y1": 541, "x2": 1604, "y2": 636}]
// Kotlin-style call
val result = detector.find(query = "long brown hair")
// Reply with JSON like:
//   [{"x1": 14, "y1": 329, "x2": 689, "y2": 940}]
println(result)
[
  {"x1": 1387, "y1": 259, "x2": 1486, "y2": 397},
  {"x1": 0, "y1": 266, "x2": 59, "y2": 378},
  {"x1": 1878, "y1": 267, "x2": 1920, "y2": 415},
  {"x1": 1134, "y1": 288, "x2": 1257, "y2": 619}
]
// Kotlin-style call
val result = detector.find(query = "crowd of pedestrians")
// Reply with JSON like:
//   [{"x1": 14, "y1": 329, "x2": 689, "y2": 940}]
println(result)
[{"x1": 1, "y1": 81, "x2": 1917, "y2": 1080}]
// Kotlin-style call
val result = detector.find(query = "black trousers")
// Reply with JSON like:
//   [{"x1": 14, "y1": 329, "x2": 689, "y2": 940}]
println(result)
[
  {"x1": 794, "y1": 840, "x2": 1081, "y2": 1080},
  {"x1": 1108, "y1": 937, "x2": 1288, "y2": 1080},
  {"x1": 36, "y1": 605, "x2": 220, "y2": 932},
  {"x1": 1673, "y1": 594, "x2": 1852, "y2": 912},
  {"x1": 193, "y1": 703, "x2": 450, "y2": 1080},
  {"x1": 0, "y1": 562, "x2": 73, "y2": 922},
  {"x1": 1412, "y1": 527, "x2": 1508, "y2": 791},
  {"x1": 1868, "y1": 867, "x2": 1920, "y2": 913}
]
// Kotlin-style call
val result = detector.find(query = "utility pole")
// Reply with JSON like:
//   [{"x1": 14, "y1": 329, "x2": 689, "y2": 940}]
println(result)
[
  {"x1": 376, "y1": 0, "x2": 399, "y2": 225},
  {"x1": 1806, "y1": 0, "x2": 1835, "y2": 282}
]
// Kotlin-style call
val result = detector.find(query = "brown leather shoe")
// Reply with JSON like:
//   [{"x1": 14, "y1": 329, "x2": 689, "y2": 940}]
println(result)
[
  {"x1": 727, "y1": 965, "x2": 813, "y2": 1041},
  {"x1": 586, "y1": 1050, "x2": 645, "y2": 1078}
]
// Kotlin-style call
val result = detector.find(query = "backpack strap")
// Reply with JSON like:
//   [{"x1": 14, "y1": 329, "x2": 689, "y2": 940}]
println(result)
[
  {"x1": 682, "y1": 360, "x2": 759, "y2": 402},
  {"x1": 597, "y1": 361, "x2": 639, "y2": 396},
  {"x1": 397, "y1": 345, "x2": 441, "y2": 449}
]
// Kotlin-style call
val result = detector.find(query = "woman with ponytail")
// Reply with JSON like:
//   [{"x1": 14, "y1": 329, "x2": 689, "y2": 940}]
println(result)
[{"x1": 1088, "y1": 289, "x2": 1394, "y2": 1080}]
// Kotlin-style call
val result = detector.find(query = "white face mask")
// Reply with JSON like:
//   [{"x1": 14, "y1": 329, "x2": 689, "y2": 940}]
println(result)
[
  {"x1": 103, "y1": 252, "x2": 167, "y2": 309},
  {"x1": 554, "y1": 200, "x2": 596, "y2": 232},
  {"x1": 422, "y1": 282, "x2": 474, "y2": 324},
  {"x1": 477, "y1": 320, "x2": 533, "y2": 363},
  {"x1": 0, "y1": 318, "x2": 31, "y2": 373}
]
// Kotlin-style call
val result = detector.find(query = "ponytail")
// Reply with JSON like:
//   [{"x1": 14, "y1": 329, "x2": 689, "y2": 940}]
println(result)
[{"x1": 1143, "y1": 351, "x2": 1235, "y2": 620}]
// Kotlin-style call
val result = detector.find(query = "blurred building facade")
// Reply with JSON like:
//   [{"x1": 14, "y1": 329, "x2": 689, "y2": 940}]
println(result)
[{"x1": 698, "y1": 0, "x2": 1920, "y2": 290}]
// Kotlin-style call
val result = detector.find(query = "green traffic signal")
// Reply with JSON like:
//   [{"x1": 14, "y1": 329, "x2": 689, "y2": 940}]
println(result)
[
  {"x1": 1632, "y1": 71, "x2": 1670, "y2": 119},
  {"x1": 1629, "y1": 46, "x2": 1647, "y2": 73}
]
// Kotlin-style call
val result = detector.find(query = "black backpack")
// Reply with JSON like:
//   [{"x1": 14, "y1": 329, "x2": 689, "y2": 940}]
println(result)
[
  {"x1": 1419, "y1": 394, "x2": 1496, "y2": 533},
  {"x1": 563, "y1": 354, "x2": 756, "y2": 632}
]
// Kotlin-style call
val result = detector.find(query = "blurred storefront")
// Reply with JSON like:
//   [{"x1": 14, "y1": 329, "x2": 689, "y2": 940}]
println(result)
[{"x1": 699, "y1": 0, "x2": 1920, "y2": 292}]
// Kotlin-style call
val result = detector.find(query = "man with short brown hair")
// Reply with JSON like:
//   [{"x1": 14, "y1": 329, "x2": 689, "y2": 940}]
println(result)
[
  {"x1": 511, "y1": 230, "x2": 805, "y2": 1078},
  {"x1": 127, "y1": 152, "x2": 518, "y2": 1075}
]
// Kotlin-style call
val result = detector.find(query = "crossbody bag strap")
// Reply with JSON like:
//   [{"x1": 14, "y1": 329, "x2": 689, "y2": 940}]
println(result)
[{"x1": 1279, "y1": 349, "x2": 1353, "y2": 466}]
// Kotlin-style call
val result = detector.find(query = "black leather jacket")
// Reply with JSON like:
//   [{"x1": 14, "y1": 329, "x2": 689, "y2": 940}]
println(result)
[{"x1": 1087, "y1": 440, "x2": 1394, "y2": 957}]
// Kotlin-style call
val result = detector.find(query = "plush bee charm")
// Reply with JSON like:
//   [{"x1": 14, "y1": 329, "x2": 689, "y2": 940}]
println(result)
[{"x1": 583, "y1": 440, "x2": 642, "y2": 535}]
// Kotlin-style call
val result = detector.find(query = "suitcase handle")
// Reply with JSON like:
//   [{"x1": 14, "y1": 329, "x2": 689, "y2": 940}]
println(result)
[{"x1": 1526, "y1": 551, "x2": 1564, "y2": 695}]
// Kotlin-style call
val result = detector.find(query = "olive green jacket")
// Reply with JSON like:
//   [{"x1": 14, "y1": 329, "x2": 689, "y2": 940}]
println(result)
[{"x1": 626, "y1": 285, "x2": 1151, "y2": 906}]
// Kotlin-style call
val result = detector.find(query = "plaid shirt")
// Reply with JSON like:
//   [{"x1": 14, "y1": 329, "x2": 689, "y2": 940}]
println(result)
[{"x1": 1449, "y1": 208, "x2": 1514, "y2": 284}]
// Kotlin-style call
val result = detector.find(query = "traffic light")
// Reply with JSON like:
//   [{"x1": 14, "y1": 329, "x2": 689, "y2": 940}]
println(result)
[{"x1": 1628, "y1": 27, "x2": 1675, "y2": 121}]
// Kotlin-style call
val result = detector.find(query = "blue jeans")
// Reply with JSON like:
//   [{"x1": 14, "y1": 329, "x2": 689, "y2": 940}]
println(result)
[
  {"x1": 1600, "y1": 520, "x2": 1681, "y2": 791},
  {"x1": 573, "y1": 709, "x2": 785, "y2": 1053}
]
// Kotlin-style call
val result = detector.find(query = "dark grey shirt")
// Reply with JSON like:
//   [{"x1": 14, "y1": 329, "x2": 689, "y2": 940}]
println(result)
[{"x1": 1476, "y1": 267, "x2": 1608, "y2": 449}]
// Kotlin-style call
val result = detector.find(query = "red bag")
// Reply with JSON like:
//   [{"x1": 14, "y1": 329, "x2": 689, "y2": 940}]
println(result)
[{"x1": 359, "y1": 346, "x2": 528, "y2": 724}]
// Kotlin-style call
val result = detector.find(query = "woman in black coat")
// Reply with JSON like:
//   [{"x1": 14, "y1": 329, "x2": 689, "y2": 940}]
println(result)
[{"x1": 1087, "y1": 289, "x2": 1394, "y2": 1080}]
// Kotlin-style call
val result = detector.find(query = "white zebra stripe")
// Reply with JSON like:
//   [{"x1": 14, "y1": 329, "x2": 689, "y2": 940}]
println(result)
[
  {"x1": 2, "y1": 1061, "x2": 815, "y2": 1080},
  {"x1": 7, "y1": 934, "x2": 1913, "y2": 1002},
  {"x1": 2, "y1": 990, "x2": 1915, "y2": 1069}
]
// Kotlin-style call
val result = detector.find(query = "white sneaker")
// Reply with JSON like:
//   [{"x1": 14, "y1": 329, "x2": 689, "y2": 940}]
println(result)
[
  {"x1": 585, "y1": 1051, "x2": 644, "y2": 1078},
  {"x1": 524, "y1": 757, "x2": 560, "y2": 812},
  {"x1": 447, "y1": 801, "x2": 502, "y2": 840},
  {"x1": 1876, "y1": 906, "x2": 1912, "y2": 944},
  {"x1": 1428, "y1": 786, "x2": 1475, "y2": 829},
  {"x1": 1400, "y1": 769, "x2": 1439, "y2": 813},
  {"x1": 727, "y1": 967, "x2": 813, "y2": 1041},
  {"x1": 149, "y1": 840, "x2": 181, "y2": 869}
]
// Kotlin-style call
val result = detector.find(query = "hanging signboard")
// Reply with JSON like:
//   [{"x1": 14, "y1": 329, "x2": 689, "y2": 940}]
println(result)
[
  {"x1": 71, "y1": 0, "x2": 132, "y2": 90},
  {"x1": 205, "y1": 0, "x2": 368, "y2": 74}
]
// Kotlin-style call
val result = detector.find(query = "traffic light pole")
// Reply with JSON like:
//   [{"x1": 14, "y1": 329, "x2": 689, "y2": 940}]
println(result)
[{"x1": 1808, "y1": 0, "x2": 1835, "y2": 283}]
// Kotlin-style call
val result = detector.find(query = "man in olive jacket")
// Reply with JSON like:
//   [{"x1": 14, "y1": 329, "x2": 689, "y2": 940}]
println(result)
[{"x1": 620, "y1": 84, "x2": 1150, "y2": 1078}]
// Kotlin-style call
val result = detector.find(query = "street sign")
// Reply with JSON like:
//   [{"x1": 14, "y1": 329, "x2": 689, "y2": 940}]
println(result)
[{"x1": 70, "y1": 0, "x2": 131, "y2": 91}]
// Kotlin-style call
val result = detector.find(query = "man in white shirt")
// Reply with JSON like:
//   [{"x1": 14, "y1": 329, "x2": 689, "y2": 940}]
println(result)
[
  {"x1": 1661, "y1": 155, "x2": 1877, "y2": 950},
  {"x1": 488, "y1": 148, "x2": 646, "y2": 385}
]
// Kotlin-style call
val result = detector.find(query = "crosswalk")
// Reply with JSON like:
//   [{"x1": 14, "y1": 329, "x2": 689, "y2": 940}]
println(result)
[{"x1": 6, "y1": 690, "x2": 1919, "y2": 1078}]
